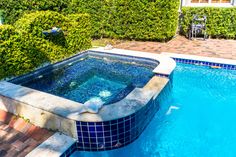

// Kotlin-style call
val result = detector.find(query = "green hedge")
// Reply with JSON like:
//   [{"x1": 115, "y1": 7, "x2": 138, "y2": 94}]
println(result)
[
  {"x1": 0, "y1": 25, "x2": 18, "y2": 42},
  {"x1": 0, "y1": 11, "x2": 91, "y2": 79},
  {"x1": 0, "y1": 0, "x2": 69, "y2": 24},
  {"x1": 0, "y1": 27, "x2": 54, "y2": 79},
  {"x1": 65, "y1": 0, "x2": 180, "y2": 41},
  {"x1": 1, "y1": 0, "x2": 179, "y2": 41},
  {"x1": 181, "y1": 7, "x2": 236, "y2": 39},
  {"x1": 15, "y1": 11, "x2": 91, "y2": 54}
]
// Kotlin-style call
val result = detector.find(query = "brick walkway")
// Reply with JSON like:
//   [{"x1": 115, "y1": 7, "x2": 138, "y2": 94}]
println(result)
[
  {"x1": 0, "y1": 110, "x2": 53, "y2": 157},
  {"x1": 115, "y1": 36, "x2": 236, "y2": 60}
]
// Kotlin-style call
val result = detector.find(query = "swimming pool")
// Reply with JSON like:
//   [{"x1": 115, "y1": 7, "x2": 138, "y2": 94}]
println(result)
[{"x1": 69, "y1": 62, "x2": 236, "y2": 157}]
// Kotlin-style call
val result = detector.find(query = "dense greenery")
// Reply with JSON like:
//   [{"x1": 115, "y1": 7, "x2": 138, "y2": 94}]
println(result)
[
  {"x1": 65, "y1": 0, "x2": 180, "y2": 41},
  {"x1": 0, "y1": 11, "x2": 91, "y2": 79},
  {"x1": 0, "y1": 0, "x2": 68, "y2": 24},
  {"x1": 0, "y1": 0, "x2": 180, "y2": 41},
  {"x1": 0, "y1": 27, "x2": 54, "y2": 79},
  {"x1": 15, "y1": 11, "x2": 91, "y2": 55},
  {"x1": 0, "y1": 25, "x2": 18, "y2": 42},
  {"x1": 181, "y1": 7, "x2": 236, "y2": 39}
]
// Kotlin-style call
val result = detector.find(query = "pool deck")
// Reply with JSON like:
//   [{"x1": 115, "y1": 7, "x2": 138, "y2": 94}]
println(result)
[
  {"x1": 114, "y1": 35, "x2": 236, "y2": 60},
  {"x1": 0, "y1": 109, "x2": 53, "y2": 157}
]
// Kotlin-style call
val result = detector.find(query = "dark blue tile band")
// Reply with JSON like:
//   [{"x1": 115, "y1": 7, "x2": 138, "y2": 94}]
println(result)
[
  {"x1": 60, "y1": 81, "x2": 172, "y2": 156},
  {"x1": 173, "y1": 58, "x2": 236, "y2": 70}
]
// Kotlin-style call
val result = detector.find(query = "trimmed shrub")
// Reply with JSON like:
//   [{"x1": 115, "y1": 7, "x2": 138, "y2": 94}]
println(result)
[
  {"x1": 0, "y1": 32, "x2": 50, "y2": 79},
  {"x1": 65, "y1": 0, "x2": 180, "y2": 41},
  {"x1": 1, "y1": 0, "x2": 180, "y2": 41},
  {"x1": 15, "y1": 11, "x2": 91, "y2": 54},
  {"x1": 0, "y1": 0, "x2": 69, "y2": 24},
  {"x1": 0, "y1": 11, "x2": 91, "y2": 79},
  {"x1": 181, "y1": 7, "x2": 236, "y2": 39},
  {"x1": 64, "y1": 0, "x2": 108, "y2": 38},
  {"x1": 0, "y1": 25, "x2": 19, "y2": 42}
]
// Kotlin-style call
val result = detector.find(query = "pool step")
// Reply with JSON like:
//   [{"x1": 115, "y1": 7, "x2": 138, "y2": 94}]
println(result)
[{"x1": 105, "y1": 83, "x2": 135, "y2": 105}]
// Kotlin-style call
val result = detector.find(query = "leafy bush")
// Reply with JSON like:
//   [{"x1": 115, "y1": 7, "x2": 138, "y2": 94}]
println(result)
[
  {"x1": 0, "y1": 31, "x2": 51, "y2": 79},
  {"x1": 15, "y1": 11, "x2": 91, "y2": 53},
  {"x1": 0, "y1": 0, "x2": 69, "y2": 24},
  {"x1": 0, "y1": 25, "x2": 18, "y2": 42},
  {"x1": 1, "y1": 0, "x2": 179, "y2": 41},
  {"x1": 181, "y1": 7, "x2": 236, "y2": 39},
  {"x1": 65, "y1": 0, "x2": 180, "y2": 41},
  {"x1": 64, "y1": 0, "x2": 106, "y2": 38},
  {"x1": 0, "y1": 11, "x2": 91, "y2": 79}
]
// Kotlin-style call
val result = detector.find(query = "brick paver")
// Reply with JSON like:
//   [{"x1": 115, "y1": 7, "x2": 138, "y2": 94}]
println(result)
[
  {"x1": 0, "y1": 110, "x2": 53, "y2": 157},
  {"x1": 115, "y1": 36, "x2": 236, "y2": 60}
]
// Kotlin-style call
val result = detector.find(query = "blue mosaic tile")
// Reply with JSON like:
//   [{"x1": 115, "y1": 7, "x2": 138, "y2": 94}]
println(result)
[{"x1": 173, "y1": 58, "x2": 236, "y2": 70}]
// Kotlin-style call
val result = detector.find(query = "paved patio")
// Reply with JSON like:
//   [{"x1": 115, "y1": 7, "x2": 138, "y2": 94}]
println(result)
[
  {"x1": 0, "y1": 109, "x2": 53, "y2": 157},
  {"x1": 114, "y1": 36, "x2": 236, "y2": 60}
]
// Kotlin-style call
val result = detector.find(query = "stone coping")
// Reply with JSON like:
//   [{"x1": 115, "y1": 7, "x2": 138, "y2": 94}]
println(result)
[
  {"x1": 26, "y1": 132, "x2": 76, "y2": 157},
  {"x1": 77, "y1": 76, "x2": 169, "y2": 122},
  {"x1": 0, "y1": 76, "x2": 168, "y2": 122},
  {"x1": 91, "y1": 47, "x2": 176, "y2": 75},
  {"x1": 161, "y1": 52, "x2": 236, "y2": 65},
  {"x1": 0, "y1": 48, "x2": 175, "y2": 122}
]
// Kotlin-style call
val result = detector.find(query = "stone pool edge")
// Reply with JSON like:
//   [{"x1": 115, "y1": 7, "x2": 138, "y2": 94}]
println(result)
[
  {"x1": 90, "y1": 47, "x2": 176, "y2": 75},
  {"x1": 161, "y1": 52, "x2": 236, "y2": 69}
]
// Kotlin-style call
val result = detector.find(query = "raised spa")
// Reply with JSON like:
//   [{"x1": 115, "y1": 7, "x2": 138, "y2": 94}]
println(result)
[
  {"x1": 0, "y1": 48, "x2": 176, "y2": 151},
  {"x1": 11, "y1": 52, "x2": 158, "y2": 107}
]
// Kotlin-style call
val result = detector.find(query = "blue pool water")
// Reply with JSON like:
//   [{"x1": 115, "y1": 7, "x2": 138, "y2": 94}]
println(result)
[
  {"x1": 71, "y1": 63, "x2": 236, "y2": 157},
  {"x1": 15, "y1": 54, "x2": 156, "y2": 104},
  {"x1": 57, "y1": 75, "x2": 127, "y2": 104}
]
